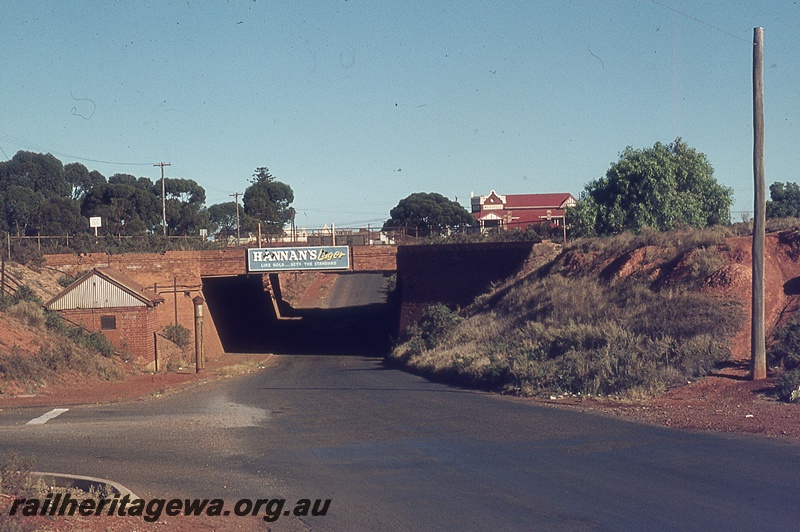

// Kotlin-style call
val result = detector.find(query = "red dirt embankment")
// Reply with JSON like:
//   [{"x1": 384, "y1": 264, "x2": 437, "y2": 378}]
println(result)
[{"x1": 548, "y1": 232, "x2": 800, "y2": 441}]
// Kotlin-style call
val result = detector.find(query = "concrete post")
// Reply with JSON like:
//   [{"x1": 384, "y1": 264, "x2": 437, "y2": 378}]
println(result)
[
  {"x1": 153, "y1": 331, "x2": 159, "y2": 373},
  {"x1": 193, "y1": 295, "x2": 205, "y2": 373}
]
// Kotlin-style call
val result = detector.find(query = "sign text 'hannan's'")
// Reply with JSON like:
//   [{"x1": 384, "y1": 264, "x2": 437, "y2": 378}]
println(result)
[{"x1": 247, "y1": 246, "x2": 350, "y2": 272}]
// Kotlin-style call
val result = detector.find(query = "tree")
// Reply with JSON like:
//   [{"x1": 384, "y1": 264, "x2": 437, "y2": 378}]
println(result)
[
  {"x1": 108, "y1": 173, "x2": 140, "y2": 188},
  {"x1": 569, "y1": 139, "x2": 732, "y2": 236},
  {"x1": 383, "y1": 192, "x2": 476, "y2": 237},
  {"x1": 3, "y1": 185, "x2": 45, "y2": 235},
  {"x1": 81, "y1": 180, "x2": 160, "y2": 236},
  {"x1": 208, "y1": 201, "x2": 239, "y2": 239},
  {"x1": 37, "y1": 196, "x2": 85, "y2": 235},
  {"x1": 0, "y1": 152, "x2": 104, "y2": 236},
  {"x1": 242, "y1": 167, "x2": 294, "y2": 236},
  {"x1": 64, "y1": 162, "x2": 91, "y2": 201},
  {"x1": 0, "y1": 151, "x2": 70, "y2": 199},
  {"x1": 160, "y1": 178, "x2": 209, "y2": 235},
  {"x1": 766, "y1": 182, "x2": 800, "y2": 218}
]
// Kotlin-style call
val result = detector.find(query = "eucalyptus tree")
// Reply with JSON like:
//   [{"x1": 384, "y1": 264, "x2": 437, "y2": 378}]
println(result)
[
  {"x1": 243, "y1": 167, "x2": 294, "y2": 236},
  {"x1": 383, "y1": 192, "x2": 475, "y2": 237}
]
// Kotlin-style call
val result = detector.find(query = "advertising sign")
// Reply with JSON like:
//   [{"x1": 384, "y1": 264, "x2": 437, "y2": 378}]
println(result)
[{"x1": 248, "y1": 246, "x2": 350, "y2": 272}]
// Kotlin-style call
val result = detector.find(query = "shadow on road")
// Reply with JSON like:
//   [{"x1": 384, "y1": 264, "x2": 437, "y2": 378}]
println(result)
[{"x1": 202, "y1": 274, "x2": 396, "y2": 356}]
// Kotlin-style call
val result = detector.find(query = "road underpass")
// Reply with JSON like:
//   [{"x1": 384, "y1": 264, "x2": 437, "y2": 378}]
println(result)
[
  {"x1": 42, "y1": 241, "x2": 535, "y2": 361},
  {"x1": 202, "y1": 272, "x2": 395, "y2": 356}
]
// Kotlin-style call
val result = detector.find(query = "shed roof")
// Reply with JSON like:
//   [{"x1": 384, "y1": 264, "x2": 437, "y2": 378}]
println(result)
[{"x1": 45, "y1": 268, "x2": 164, "y2": 310}]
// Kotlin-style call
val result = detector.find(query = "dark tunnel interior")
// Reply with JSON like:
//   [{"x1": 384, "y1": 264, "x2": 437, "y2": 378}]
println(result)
[{"x1": 201, "y1": 274, "x2": 395, "y2": 356}]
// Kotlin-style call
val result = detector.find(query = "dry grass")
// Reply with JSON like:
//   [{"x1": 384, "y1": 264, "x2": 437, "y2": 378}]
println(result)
[
  {"x1": 0, "y1": 304, "x2": 124, "y2": 394},
  {"x1": 565, "y1": 226, "x2": 733, "y2": 265},
  {"x1": 5, "y1": 301, "x2": 46, "y2": 328},
  {"x1": 216, "y1": 360, "x2": 267, "y2": 377},
  {"x1": 391, "y1": 230, "x2": 745, "y2": 399}
]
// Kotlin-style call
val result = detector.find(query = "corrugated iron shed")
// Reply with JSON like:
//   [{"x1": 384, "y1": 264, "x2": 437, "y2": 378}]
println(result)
[{"x1": 45, "y1": 268, "x2": 164, "y2": 311}]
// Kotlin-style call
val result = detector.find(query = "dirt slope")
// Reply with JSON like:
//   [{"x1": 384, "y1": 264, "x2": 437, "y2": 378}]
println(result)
[{"x1": 541, "y1": 231, "x2": 800, "y2": 440}]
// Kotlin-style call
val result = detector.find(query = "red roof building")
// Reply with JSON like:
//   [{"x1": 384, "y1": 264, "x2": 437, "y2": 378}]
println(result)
[{"x1": 471, "y1": 191, "x2": 577, "y2": 231}]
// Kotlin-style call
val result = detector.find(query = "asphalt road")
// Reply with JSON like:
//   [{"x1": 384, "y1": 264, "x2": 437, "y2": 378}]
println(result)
[
  {"x1": 322, "y1": 271, "x2": 392, "y2": 309},
  {"x1": 2, "y1": 272, "x2": 799, "y2": 530},
  {"x1": 2, "y1": 353, "x2": 800, "y2": 531}
]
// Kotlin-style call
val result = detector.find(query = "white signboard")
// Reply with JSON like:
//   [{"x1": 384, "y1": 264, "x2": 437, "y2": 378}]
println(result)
[
  {"x1": 89, "y1": 217, "x2": 102, "y2": 228},
  {"x1": 248, "y1": 246, "x2": 350, "y2": 272}
]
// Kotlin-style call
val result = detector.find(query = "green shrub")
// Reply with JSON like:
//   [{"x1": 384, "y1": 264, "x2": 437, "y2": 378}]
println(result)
[
  {"x1": 408, "y1": 303, "x2": 464, "y2": 350},
  {"x1": 12, "y1": 285, "x2": 41, "y2": 305},
  {"x1": 770, "y1": 312, "x2": 800, "y2": 402},
  {"x1": 39, "y1": 340, "x2": 122, "y2": 380},
  {"x1": 0, "y1": 452, "x2": 36, "y2": 496},
  {"x1": 776, "y1": 369, "x2": 800, "y2": 403},
  {"x1": 683, "y1": 247, "x2": 727, "y2": 285},
  {"x1": 84, "y1": 331, "x2": 117, "y2": 358},
  {"x1": 769, "y1": 319, "x2": 800, "y2": 370},
  {"x1": 385, "y1": 273, "x2": 397, "y2": 294},
  {"x1": 163, "y1": 324, "x2": 191, "y2": 348},
  {"x1": 57, "y1": 274, "x2": 79, "y2": 287},
  {"x1": 44, "y1": 310, "x2": 67, "y2": 332},
  {"x1": 43, "y1": 312, "x2": 116, "y2": 358},
  {"x1": 394, "y1": 304, "x2": 464, "y2": 362},
  {"x1": 0, "y1": 346, "x2": 47, "y2": 383}
]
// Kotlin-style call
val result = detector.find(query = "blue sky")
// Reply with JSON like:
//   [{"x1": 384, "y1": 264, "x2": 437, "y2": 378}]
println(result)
[{"x1": 1, "y1": 1, "x2": 797, "y2": 230}]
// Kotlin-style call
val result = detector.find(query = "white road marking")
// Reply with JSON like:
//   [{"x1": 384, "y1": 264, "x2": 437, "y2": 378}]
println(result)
[{"x1": 26, "y1": 408, "x2": 69, "y2": 425}]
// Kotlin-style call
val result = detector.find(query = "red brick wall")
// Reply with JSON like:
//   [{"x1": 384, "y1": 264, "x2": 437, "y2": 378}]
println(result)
[
  {"x1": 58, "y1": 305, "x2": 159, "y2": 362},
  {"x1": 43, "y1": 250, "x2": 251, "y2": 358},
  {"x1": 44, "y1": 246, "x2": 395, "y2": 275},
  {"x1": 44, "y1": 246, "x2": 397, "y2": 357},
  {"x1": 396, "y1": 242, "x2": 536, "y2": 333},
  {"x1": 46, "y1": 244, "x2": 533, "y2": 350},
  {"x1": 351, "y1": 246, "x2": 397, "y2": 271}
]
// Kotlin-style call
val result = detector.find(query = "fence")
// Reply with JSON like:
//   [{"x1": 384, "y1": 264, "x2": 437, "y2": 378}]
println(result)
[
  {"x1": 1, "y1": 233, "x2": 221, "y2": 262},
  {"x1": 1, "y1": 221, "x2": 560, "y2": 262},
  {"x1": 0, "y1": 227, "x2": 394, "y2": 262},
  {"x1": 0, "y1": 258, "x2": 22, "y2": 299}
]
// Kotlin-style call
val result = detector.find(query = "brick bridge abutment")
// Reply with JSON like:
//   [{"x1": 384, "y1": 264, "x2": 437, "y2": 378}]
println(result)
[
  {"x1": 43, "y1": 246, "x2": 397, "y2": 360},
  {"x1": 43, "y1": 241, "x2": 541, "y2": 362}
]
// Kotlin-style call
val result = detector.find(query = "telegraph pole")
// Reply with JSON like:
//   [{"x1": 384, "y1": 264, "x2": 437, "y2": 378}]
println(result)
[
  {"x1": 751, "y1": 27, "x2": 766, "y2": 380},
  {"x1": 154, "y1": 162, "x2": 171, "y2": 237},
  {"x1": 230, "y1": 192, "x2": 241, "y2": 245}
]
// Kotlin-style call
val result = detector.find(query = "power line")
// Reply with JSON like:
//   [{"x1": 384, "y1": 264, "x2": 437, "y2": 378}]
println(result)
[
  {"x1": 295, "y1": 208, "x2": 387, "y2": 216},
  {"x1": 0, "y1": 131, "x2": 154, "y2": 166},
  {"x1": 650, "y1": 0, "x2": 752, "y2": 45}
]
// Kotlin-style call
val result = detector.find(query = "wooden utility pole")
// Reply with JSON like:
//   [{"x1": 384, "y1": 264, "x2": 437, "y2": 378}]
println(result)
[
  {"x1": 230, "y1": 192, "x2": 241, "y2": 246},
  {"x1": 173, "y1": 276, "x2": 178, "y2": 327},
  {"x1": 751, "y1": 27, "x2": 767, "y2": 380},
  {"x1": 154, "y1": 162, "x2": 171, "y2": 237}
]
